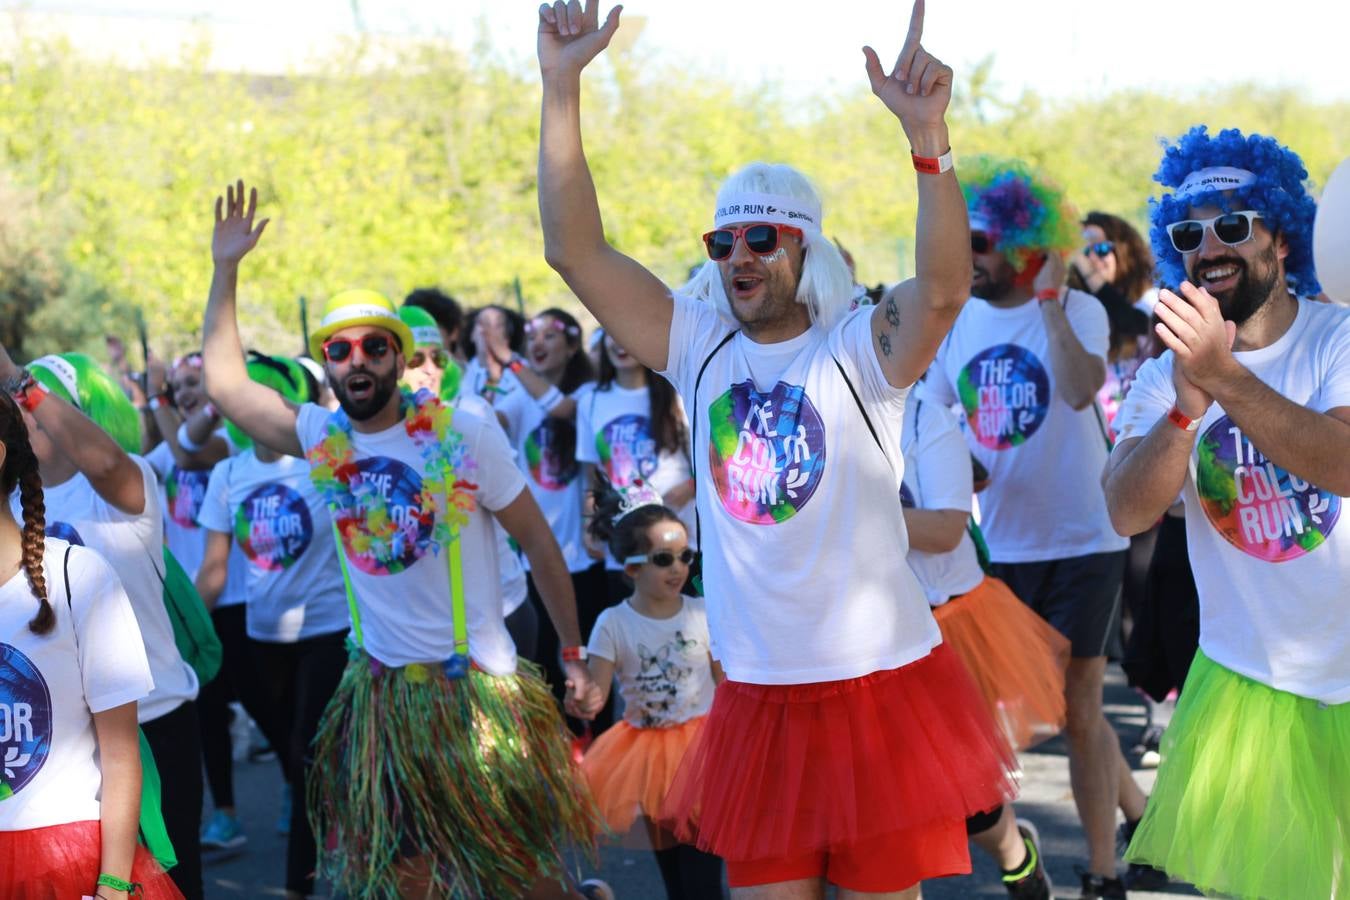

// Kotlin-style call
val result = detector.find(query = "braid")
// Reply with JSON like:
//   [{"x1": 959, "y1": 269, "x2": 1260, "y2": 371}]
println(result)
[{"x1": 0, "y1": 392, "x2": 52, "y2": 634}]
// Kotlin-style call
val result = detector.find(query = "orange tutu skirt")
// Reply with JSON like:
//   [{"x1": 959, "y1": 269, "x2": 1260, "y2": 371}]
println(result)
[
  {"x1": 0, "y1": 820, "x2": 183, "y2": 899},
  {"x1": 934, "y1": 575, "x2": 1070, "y2": 751},
  {"x1": 582, "y1": 716, "x2": 706, "y2": 849}
]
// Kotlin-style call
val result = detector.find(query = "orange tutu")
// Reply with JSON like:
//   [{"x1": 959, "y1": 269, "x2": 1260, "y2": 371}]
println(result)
[
  {"x1": 581, "y1": 716, "x2": 706, "y2": 848},
  {"x1": 934, "y1": 575, "x2": 1070, "y2": 750}
]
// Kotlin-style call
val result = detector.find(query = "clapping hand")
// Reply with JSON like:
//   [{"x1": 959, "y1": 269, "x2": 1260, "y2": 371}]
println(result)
[{"x1": 1154, "y1": 281, "x2": 1238, "y2": 418}]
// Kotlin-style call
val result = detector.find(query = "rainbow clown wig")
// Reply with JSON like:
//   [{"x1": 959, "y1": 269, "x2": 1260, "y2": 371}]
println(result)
[
  {"x1": 29, "y1": 353, "x2": 141, "y2": 454},
  {"x1": 1150, "y1": 126, "x2": 1320, "y2": 295},
  {"x1": 224, "y1": 352, "x2": 313, "y2": 450},
  {"x1": 961, "y1": 156, "x2": 1079, "y2": 277}
]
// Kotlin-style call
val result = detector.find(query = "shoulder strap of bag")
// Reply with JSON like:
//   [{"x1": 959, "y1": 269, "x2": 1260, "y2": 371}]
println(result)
[
  {"x1": 830, "y1": 353, "x2": 894, "y2": 475},
  {"x1": 690, "y1": 330, "x2": 739, "y2": 556}
]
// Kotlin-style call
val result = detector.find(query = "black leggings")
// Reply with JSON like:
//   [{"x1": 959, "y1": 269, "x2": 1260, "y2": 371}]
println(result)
[
  {"x1": 198, "y1": 603, "x2": 269, "y2": 810},
  {"x1": 653, "y1": 844, "x2": 724, "y2": 899},
  {"x1": 247, "y1": 630, "x2": 349, "y2": 895},
  {"x1": 142, "y1": 700, "x2": 205, "y2": 900},
  {"x1": 527, "y1": 562, "x2": 616, "y2": 735}
]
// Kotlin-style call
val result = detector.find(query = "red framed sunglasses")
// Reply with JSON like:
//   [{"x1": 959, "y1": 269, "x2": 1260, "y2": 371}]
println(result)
[
  {"x1": 702, "y1": 223, "x2": 803, "y2": 261},
  {"x1": 321, "y1": 334, "x2": 393, "y2": 364}
]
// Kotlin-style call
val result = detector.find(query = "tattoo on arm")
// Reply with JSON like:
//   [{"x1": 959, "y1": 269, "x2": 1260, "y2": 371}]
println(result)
[
  {"x1": 879, "y1": 333, "x2": 893, "y2": 357},
  {"x1": 885, "y1": 297, "x2": 900, "y2": 329}
]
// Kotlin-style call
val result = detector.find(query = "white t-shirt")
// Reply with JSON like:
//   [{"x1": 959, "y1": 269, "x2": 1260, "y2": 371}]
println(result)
[
  {"x1": 296, "y1": 402, "x2": 527, "y2": 673},
  {"x1": 454, "y1": 394, "x2": 528, "y2": 617},
  {"x1": 923, "y1": 290, "x2": 1129, "y2": 562},
  {"x1": 660, "y1": 294, "x2": 940, "y2": 685},
  {"x1": 25, "y1": 457, "x2": 198, "y2": 721},
  {"x1": 0, "y1": 540, "x2": 155, "y2": 830},
  {"x1": 1114, "y1": 298, "x2": 1350, "y2": 704},
  {"x1": 197, "y1": 451, "x2": 350, "y2": 643},
  {"x1": 900, "y1": 396, "x2": 985, "y2": 606},
  {"x1": 145, "y1": 438, "x2": 248, "y2": 609},
  {"x1": 574, "y1": 382, "x2": 694, "y2": 570},
  {"x1": 588, "y1": 596, "x2": 715, "y2": 728},
  {"x1": 494, "y1": 385, "x2": 592, "y2": 572}
]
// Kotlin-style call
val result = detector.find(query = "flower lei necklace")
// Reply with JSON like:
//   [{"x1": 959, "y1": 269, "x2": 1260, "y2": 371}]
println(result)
[{"x1": 307, "y1": 387, "x2": 478, "y2": 563}]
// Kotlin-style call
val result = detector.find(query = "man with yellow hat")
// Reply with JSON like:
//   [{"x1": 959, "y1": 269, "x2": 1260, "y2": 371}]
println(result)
[{"x1": 200, "y1": 181, "x2": 604, "y2": 899}]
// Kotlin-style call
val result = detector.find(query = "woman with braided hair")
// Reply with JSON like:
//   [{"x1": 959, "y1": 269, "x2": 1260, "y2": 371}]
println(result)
[{"x1": 0, "y1": 391, "x2": 181, "y2": 898}]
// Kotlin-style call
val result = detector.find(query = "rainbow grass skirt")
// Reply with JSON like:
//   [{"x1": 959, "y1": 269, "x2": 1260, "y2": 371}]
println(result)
[
  {"x1": 1126, "y1": 650, "x2": 1350, "y2": 899},
  {"x1": 308, "y1": 651, "x2": 602, "y2": 897}
]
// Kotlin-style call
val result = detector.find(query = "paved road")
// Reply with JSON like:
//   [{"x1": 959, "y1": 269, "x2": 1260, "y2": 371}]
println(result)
[{"x1": 204, "y1": 666, "x2": 1199, "y2": 899}]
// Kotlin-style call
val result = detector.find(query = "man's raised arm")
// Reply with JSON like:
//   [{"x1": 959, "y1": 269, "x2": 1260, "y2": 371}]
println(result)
[
  {"x1": 537, "y1": 0, "x2": 673, "y2": 371},
  {"x1": 865, "y1": 0, "x2": 970, "y2": 389},
  {"x1": 201, "y1": 180, "x2": 304, "y2": 457}
]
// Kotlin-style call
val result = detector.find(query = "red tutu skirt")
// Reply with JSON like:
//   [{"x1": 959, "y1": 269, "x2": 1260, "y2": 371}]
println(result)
[
  {"x1": 661, "y1": 642, "x2": 1018, "y2": 863},
  {"x1": 935, "y1": 576, "x2": 1071, "y2": 751},
  {"x1": 0, "y1": 820, "x2": 183, "y2": 899},
  {"x1": 582, "y1": 716, "x2": 706, "y2": 849}
]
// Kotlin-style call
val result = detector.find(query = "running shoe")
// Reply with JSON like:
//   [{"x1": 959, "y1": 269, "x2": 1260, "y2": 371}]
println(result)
[
  {"x1": 1078, "y1": 871, "x2": 1127, "y2": 899},
  {"x1": 1004, "y1": 818, "x2": 1052, "y2": 900},
  {"x1": 578, "y1": 878, "x2": 615, "y2": 900},
  {"x1": 1119, "y1": 818, "x2": 1169, "y2": 891},
  {"x1": 200, "y1": 810, "x2": 247, "y2": 851},
  {"x1": 1136, "y1": 723, "x2": 1164, "y2": 768}
]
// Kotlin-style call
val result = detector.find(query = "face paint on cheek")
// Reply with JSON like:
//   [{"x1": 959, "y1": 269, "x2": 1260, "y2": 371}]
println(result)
[{"x1": 758, "y1": 248, "x2": 787, "y2": 265}]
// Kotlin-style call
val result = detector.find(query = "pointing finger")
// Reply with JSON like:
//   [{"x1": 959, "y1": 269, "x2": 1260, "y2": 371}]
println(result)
[{"x1": 898, "y1": 0, "x2": 925, "y2": 80}]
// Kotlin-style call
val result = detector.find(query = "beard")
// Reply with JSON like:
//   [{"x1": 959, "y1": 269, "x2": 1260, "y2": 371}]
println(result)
[
  {"x1": 972, "y1": 265, "x2": 1014, "y2": 302},
  {"x1": 720, "y1": 265, "x2": 803, "y2": 330},
  {"x1": 330, "y1": 366, "x2": 399, "y2": 421},
  {"x1": 1189, "y1": 244, "x2": 1281, "y2": 326}
]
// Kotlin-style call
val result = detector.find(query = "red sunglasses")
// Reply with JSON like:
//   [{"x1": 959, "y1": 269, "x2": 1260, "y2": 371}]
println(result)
[
  {"x1": 322, "y1": 334, "x2": 393, "y2": 364},
  {"x1": 702, "y1": 223, "x2": 803, "y2": 261}
]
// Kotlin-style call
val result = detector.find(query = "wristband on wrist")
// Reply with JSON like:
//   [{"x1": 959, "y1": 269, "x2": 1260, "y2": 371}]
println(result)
[
  {"x1": 507, "y1": 356, "x2": 525, "y2": 374},
  {"x1": 1035, "y1": 288, "x2": 1062, "y2": 304},
  {"x1": 911, "y1": 148, "x2": 954, "y2": 175},
  {"x1": 536, "y1": 385, "x2": 565, "y2": 414},
  {"x1": 176, "y1": 421, "x2": 208, "y2": 454},
  {"x1": 1166, "y1": 406, "x2": 1202, "y2": 433},
  {"x1": 148, "y1": 394, "x2": 170, "y2": 411},
  {"x1": 96, "y1": 872, "x2": 140, "y2": 893},
  {"x1": 202, "y1": 402, "x2": 217, "y2": 420},
  {"x1": 561, "y1": 645, "x2": 588, "y2": 662}
]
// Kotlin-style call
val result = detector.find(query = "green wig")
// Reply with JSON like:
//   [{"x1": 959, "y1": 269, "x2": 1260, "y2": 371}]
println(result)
[
  {"x1": 30, "y1": 353, "x2": 141, "y2": 454},
  {"x1": 225, "y1": 353, "x2": 312, "y2": 450},
  {"x1": 961, "y1": 156, "x2": 1079, "y2": 275},
  {"x1": 398, "y1": 304, "x2": 464, "y2": 403}
]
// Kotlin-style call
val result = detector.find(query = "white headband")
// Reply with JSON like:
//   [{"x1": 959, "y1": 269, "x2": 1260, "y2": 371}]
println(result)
[
  {"x1": 32, "y1": 355, "x2": 81, "y2": 409},
  {"x1": 1175, "y1": 166, "x2": 1257, "y2": 200},
  {"x1": 714, "y1": 191, "x2": 822, "y2": 233}
]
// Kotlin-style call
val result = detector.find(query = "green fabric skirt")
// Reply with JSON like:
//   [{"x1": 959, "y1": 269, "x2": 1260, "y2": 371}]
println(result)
[{"x1": 1126, "y1": 650, "x2": 1350, "y2": 899}]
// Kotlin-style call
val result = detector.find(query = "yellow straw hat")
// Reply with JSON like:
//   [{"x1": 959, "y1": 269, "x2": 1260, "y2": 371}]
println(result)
[{"x1": 308, "y1": 289, "x2": 415, "y2": 361}]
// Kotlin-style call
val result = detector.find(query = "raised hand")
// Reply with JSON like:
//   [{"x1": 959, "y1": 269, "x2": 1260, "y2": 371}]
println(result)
[
  {"x1": 537, "y1": 0, "x2": 622, "y2": 78},
  {"x1": 862, "y1": 0, "x2": 954, "y2": 142},
  {"x1": 1033, "y1": 251, "x2": 1068, "y2": 297},
  {"x1": 212, "y1": 179, "x2": 269, "y2": 266}
]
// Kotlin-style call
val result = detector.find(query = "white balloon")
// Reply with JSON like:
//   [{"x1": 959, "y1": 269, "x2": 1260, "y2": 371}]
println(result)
[{"x1": 1314, "y1": 158, "x2": 1350, "y2": 303}]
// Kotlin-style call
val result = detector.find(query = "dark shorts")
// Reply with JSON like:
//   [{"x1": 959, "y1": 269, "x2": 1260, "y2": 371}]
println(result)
[{"x1": 992, "y1": 550, "x2": 1126, "y2": 658}]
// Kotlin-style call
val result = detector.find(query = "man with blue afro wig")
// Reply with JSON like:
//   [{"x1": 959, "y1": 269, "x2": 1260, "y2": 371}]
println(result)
[{"x1": 1105, "y1": 127, "x2": 1350, "y2": 900}]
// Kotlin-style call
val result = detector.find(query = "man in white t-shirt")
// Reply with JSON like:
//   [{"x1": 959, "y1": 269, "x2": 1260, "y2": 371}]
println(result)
[
  {"x1": 1106, "y1": 128, "x2": 1350, "y2": 900},
  {"x1": 919, "y1": 159, "x2": 1146, "y2": 898},
  {"x1": 538, "y1": 4, "x2": 1017, "y2": 898},
  {"x1": 200, "y1": 182, "x2": 602, "y2": 899}
]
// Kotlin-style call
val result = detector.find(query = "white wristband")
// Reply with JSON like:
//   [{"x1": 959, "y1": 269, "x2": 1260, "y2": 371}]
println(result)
[
  {"x1": 535, "y1": 386, "x2": 565, "y2": 414},
  {"x1": 177, "y1": 421, "x2": 208, "y2": 453}
]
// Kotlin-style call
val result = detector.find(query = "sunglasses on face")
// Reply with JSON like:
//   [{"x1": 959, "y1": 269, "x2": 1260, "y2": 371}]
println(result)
[
  {"x1": 970, "y1": 231, "x2": 993, "y2": 254},
  {"x1": 624, "y1": 548, "x2": 696, "y2": 568},
  {"x1": 1166, "y1": 210, "x2": 1263, "y2": 254},
  {"x1": 702, "y1": 223, "x2": 803, "y2": 261},
  {"x1": 322, "y1": 334, "x2": 392, "y2": 364},
  {"x1": 1084, "y1": 240, "x2": 1114, "y2": 257},
  {"x1": 408, "y1": 348, "x2": 449, "y2": 370}
]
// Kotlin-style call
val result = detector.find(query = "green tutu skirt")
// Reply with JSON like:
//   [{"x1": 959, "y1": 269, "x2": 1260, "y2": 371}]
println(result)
[
  {"x1": 309, "y1": 651, "x2": 603, "y2": 898},
  {"x1": 1126, "y1": 650, "x2": 1350, "y2": 899}
]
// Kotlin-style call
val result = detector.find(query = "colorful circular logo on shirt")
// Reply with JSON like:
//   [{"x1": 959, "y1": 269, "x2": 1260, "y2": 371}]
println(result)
[
  {"x1": 334, "y1": 456, "x2": 434, "y2": 576},
  {"x1": 525, "y1": 420, "x2": 580, "y2": 491},
  {"x1": 957, "y1": 344, "x2": 1050, "y2": 450},
  {"x1": 598, "y1": 413, "x2": 658, "y2": 486},
  {"x1": 165, "y1": 467, "x2": 211, "y2": 529},
  {"x1": 708, "y1": 380, "x2": 826, "y2": 525},
  {"x1": 0, "y1": 643, "x2": 52, "y2": 800},
  {"x1": 233, "y1": 483, "x2": 314, "y2": 572},
  {"x1": 1196, "y1": 415, "x2": 1340, "y2": 562},
  {"x1": 45, "y1": 522, "x2": 84, "y2": 546}
]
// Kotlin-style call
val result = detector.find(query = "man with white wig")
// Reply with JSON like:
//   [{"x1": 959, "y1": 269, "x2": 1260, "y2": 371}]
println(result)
[{"x1": 537, "y1": 2, "x2": 1017, "y2": 898}]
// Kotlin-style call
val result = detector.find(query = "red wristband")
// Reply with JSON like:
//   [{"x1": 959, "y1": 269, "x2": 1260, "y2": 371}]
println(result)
[
  {"x1": 15, "y1": 382, "x2": 47, "y2": 413},
  {"x1": 561, "y1": 645, "x2": 588, "y2": 662},
  {"x1": 1167, "y1": 406, "x2": 1201, "y2": 432},
  {"x1": 507, "y1": 358, "x2": 525, "y2": 374},
  {"x1": 911, "y1": 148, "x2": 954, "y2": 175},
  {"x1": 1035, "y1": 288, "x2": 1061, "y2": 304}
]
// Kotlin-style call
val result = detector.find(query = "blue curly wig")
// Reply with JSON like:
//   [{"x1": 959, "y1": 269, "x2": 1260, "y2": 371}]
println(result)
[{"x1": 1151, "y1": 126, "x2": 1320, "y2": 294}]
